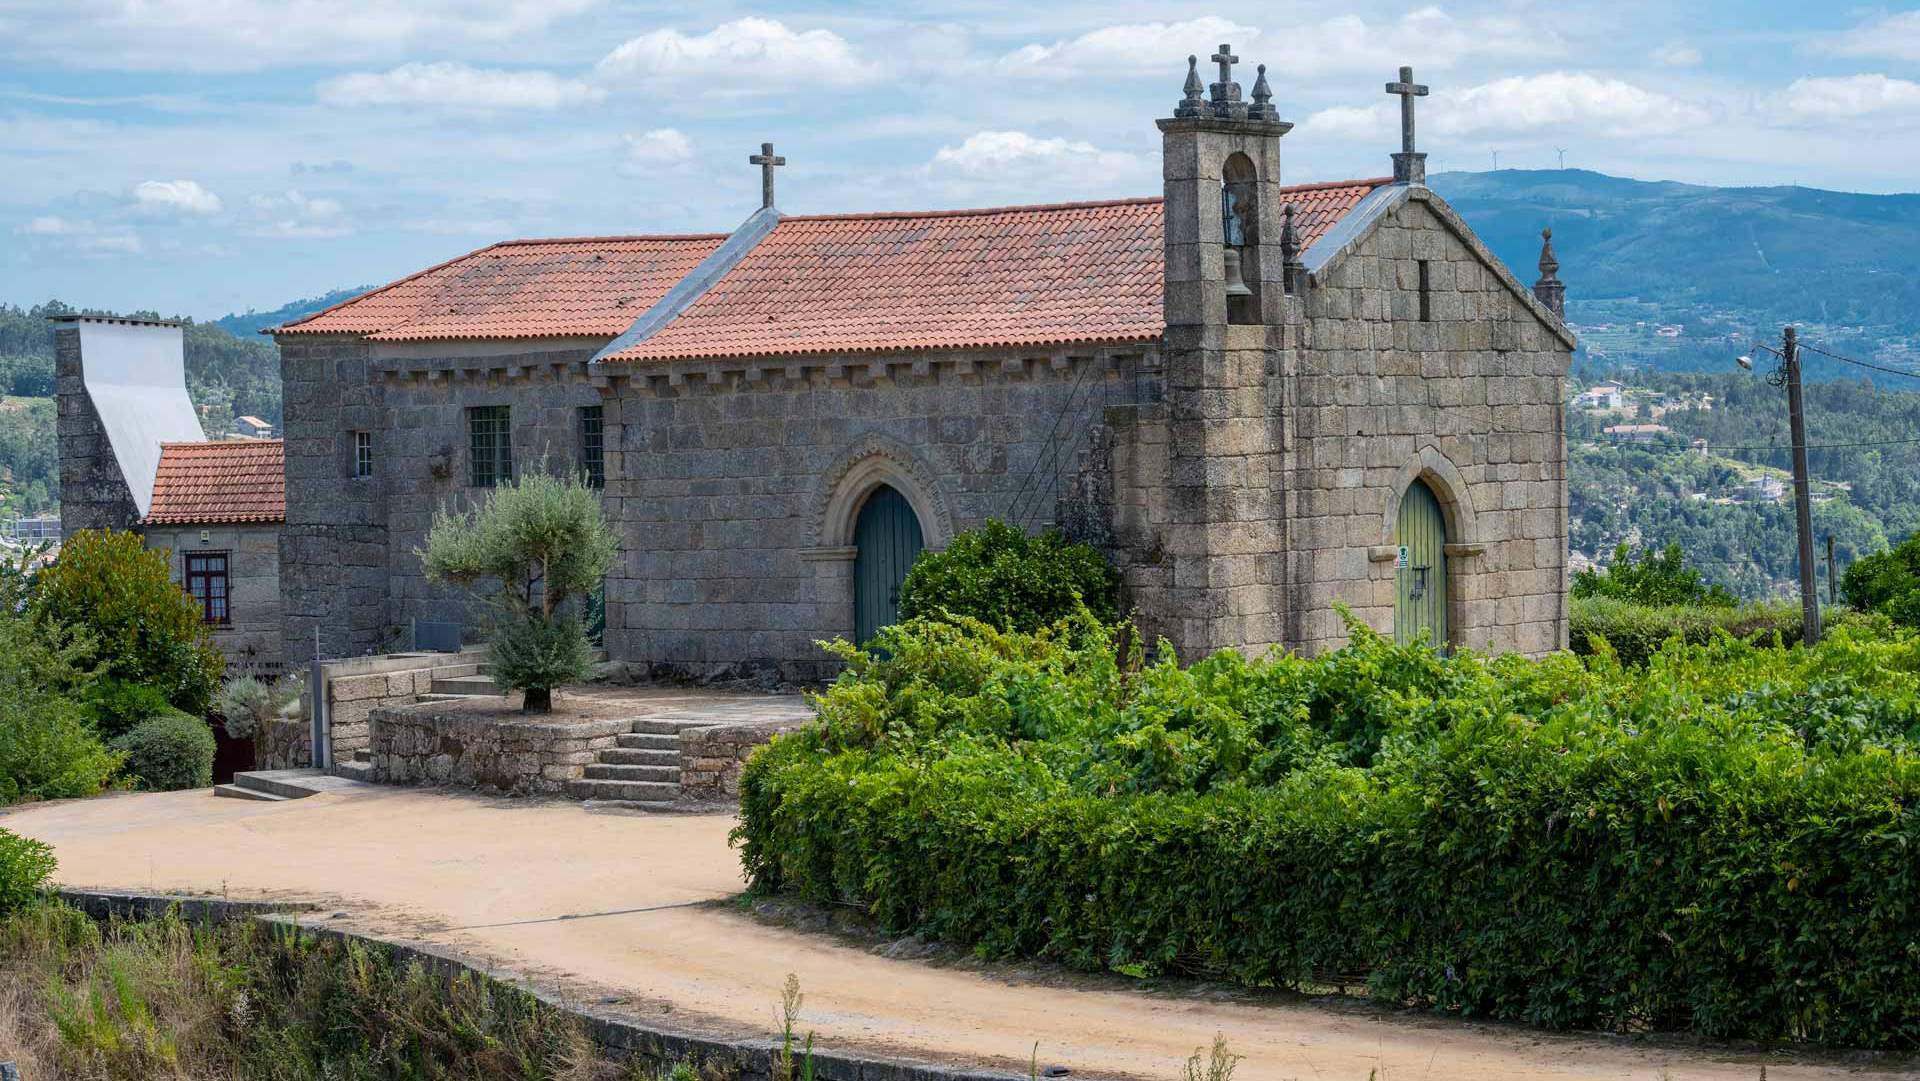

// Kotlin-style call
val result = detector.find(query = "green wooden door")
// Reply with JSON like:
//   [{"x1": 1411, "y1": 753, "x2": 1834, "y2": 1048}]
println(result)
[
  {"x1": 1394, "y1": 480, "x2": 1449, "y2": 648},
  {"x1": 854, "y1": 485, "x2": 925, "y2": 644}
]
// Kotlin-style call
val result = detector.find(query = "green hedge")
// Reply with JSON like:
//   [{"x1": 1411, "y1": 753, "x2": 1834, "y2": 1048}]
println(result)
[
  {"x1": 899, "y1": 520, "x2": 1119, "y2": 631},
  {"x1": 738, "y1": 616, "x2": 1920, "y2": 1046},
  {"x1": 1568, "y1": 595, "x2": 1840, "y2": 666},
  {"x1": 0, "y1": 828, "x2": 54, "y2": 913},
  {"x1": 110, "y1": 711, "x2": 217, "y2": 792}
]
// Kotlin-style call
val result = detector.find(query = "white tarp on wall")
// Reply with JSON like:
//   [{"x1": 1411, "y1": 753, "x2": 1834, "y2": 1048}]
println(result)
[{"x1": 76, "y1": 319, "x2": 205, "y2": 517}]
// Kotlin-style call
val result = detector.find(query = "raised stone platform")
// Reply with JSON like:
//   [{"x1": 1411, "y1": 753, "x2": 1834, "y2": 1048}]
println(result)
[{"x1": 369, "y1": 705, "x2": 633, "y2": 797}]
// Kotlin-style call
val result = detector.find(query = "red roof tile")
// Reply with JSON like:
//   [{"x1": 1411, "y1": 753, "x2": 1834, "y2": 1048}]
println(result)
[
  {"x1": 276, "y1": 235, "x2": 728, "y2": 341},
  {"x1": 606, "y1": 179, "x2": 1389, "y2": 363},
  {"x1": 144, "y1": 440, "x2": 285, "y2": 525},
  {"x1": 278, "y1": 179, "x2": 1390, "y2": 358}
]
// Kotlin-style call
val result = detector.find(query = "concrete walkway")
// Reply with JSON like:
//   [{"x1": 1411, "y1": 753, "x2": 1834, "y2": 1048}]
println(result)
[{"x1": 3, "y1": 785, "x2": 1905, "y2": 1081}]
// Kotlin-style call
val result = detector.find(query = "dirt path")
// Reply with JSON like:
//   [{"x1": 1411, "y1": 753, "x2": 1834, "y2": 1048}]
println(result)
[{"x1": 3, "y1": 787, "x2": 1905, "y2": 1081}]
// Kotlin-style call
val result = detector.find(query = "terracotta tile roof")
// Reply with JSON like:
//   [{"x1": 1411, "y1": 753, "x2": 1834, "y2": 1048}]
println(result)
[
  {"x1": 605, "y1": 178, "x2": 1391, "y2": 363},
  {"x1": 274, "y1": 235, "x2": 728, "y2": 341},
  {"x1": 143, "y1": 440, "x2": 285, "y2": 525}
]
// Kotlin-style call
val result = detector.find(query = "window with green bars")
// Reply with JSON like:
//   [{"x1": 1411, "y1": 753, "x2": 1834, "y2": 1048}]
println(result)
[
  {"x1": 578, "y1": 405, "x2": 604, "y2": 489},
  {"x1": 467, "y1": 405, "x2": 513, "y2": 487}
]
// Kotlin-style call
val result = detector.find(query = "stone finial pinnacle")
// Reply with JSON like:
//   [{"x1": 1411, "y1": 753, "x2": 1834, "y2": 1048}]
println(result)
[
  {"x1": 1533, "y1": 226, "x2": 1566, "y2": 318},
  {"x1": 1249, "y1": 63, "x2": 1280, "y2": 122},
  {"x1": 1281, "y1": 202, "x2": 1306, "y2": 294},
  {"x1": 1174, "y1": 55, "x2": 1206, "y2": 118}
]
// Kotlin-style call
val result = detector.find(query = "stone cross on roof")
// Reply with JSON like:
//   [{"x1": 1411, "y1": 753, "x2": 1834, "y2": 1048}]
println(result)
[
  {"x1": 1384, "y1": 65, "x2": 1429, "y2": 185},
  {"x1": 1209, "y1": 43, "x2": 1247, "y2": 119},
  {"x1": 749, "y1": 142, "x2": 786, "y2": 210}
]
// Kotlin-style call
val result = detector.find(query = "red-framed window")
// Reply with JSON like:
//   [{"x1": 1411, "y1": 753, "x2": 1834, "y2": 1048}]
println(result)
[{"x1": 185, "y1": 551, "x2": 231, "y2": 625}]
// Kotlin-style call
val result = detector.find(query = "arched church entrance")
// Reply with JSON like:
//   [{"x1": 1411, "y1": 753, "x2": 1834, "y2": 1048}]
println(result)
[
  {"x1": 853, "y1": 484, "x2": 925, "y2": 643},
  {"x1": 1394, "y1": 479, "x2": 1449, "y2": 648}
]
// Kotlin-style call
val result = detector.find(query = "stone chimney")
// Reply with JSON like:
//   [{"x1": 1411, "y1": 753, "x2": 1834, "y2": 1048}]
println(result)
[{"x1": 1533, "y1": 227, "x2": 1566, "y2": 319}]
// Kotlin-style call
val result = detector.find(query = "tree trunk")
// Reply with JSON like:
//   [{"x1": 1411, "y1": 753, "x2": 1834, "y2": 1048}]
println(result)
[{"x1": 522, "y1": 686, "x2": 553, "y2": 713}]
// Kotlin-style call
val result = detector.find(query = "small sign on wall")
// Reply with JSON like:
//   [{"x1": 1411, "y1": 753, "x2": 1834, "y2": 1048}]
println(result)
[{"x1": 1396, "y1": 545, "x2": 1410, "y2": 569}]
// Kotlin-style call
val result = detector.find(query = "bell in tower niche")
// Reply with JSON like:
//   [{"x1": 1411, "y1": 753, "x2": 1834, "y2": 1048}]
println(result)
[{"x1": 1221, "y1": 184, "x2": 1253, "y2": 298}]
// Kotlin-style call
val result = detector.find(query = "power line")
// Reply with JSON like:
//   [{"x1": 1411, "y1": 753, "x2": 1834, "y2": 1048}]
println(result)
[
  {"x1": 1796, "y1": 340, "x2": 1920, "y2": 382},
  {"x1": 1577, "y1": 435, "x2": 1920, "y2": 452}
]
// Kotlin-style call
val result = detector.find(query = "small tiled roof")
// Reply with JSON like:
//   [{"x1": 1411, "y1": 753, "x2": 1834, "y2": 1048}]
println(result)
[
  {"x1": 144, "y1": 440, "x2": 285, "y2": 525},
  {"x1": 274, "y1": 235, "x2": 728, "y2": 341},
  {"x1": 605, "y1": 179, "x2": 1390, "y2": 363}
]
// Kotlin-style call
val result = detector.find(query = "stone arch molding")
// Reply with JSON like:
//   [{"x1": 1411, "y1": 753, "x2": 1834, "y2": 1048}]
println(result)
[
  {"x1": 813, "y1": 435, "x2": 954, "y2": 550},
  {"x1": 1381, "y1": 445, "x2": 1478, "y2": 548}
]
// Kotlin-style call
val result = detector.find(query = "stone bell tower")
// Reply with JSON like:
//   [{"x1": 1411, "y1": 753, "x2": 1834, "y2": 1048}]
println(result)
[{"x1": 1152, "y1": 45, "x2": 1296, "y2": 658}]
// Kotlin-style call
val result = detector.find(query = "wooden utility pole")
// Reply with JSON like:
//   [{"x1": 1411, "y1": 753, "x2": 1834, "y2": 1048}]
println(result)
[
  {"x1": 1827, "y1": 534, "x2": 1838, "y2": 605},
  {"x1": 1783, "y1": 326, "x2": 1822, "y2": 645}
]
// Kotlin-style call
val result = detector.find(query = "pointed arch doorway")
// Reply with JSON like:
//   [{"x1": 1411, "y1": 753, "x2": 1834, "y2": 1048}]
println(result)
[
  {"x1": 1394, "y1": 479, "x2": 1449, "y2": 648},
  {"x1": 853, "y1": 485, "x2": 925, "y2": 644}
]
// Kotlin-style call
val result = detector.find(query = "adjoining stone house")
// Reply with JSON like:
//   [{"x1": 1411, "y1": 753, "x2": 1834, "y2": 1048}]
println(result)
[
  {"x1": 53, "y1": 314, "x2": 288, "y2": 677},
  {"x1": 274, "y1": 52, "x2": 1573, "y2": 679}
]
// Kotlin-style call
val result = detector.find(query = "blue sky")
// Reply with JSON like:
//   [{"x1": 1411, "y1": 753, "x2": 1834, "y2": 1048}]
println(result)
[{"x1": 4, "y1": 1, "x2": 1918, "y2": 319}]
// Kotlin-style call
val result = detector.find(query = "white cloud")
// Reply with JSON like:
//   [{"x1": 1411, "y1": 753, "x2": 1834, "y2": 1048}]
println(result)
[
  {"x1": 622, "y1": 128, "x2": 693, "y2": 170},
  {"x1": 1652, "y1": 44, "x2": 1702, "y2": 67},
  {"x1": 0, "y1": 0, "x2": 601, "y2": 72},
  {"x1": 134, "y1": 178, "x2": 222, "y2": 214},
  {"x1": 15, "y1": 215, "x2": 143, "y2": 254},
  {"x1": 1307, "y1": 72, "x2": 1711, "y2": 141},
  {"x1": 999, "y1": 6, "x2": 1560, "y2": 79},
  {"x1": 1828, "y1": 11, "x2": 1920, "y2": 64},
  {"x1": 930, "y1": 130, "x2": 1135, "y2": 177},
  {"x1": 596, "y1": 18, "x2": 879, "y2": 88},
  {"x1": 318, "y1": 62, "x2": 605, "y2": 110},
  {"x1": 1776, "y1": 74, "x2": 1920, "y2": 124},
  {"x1": 246, "y1": 190, "x2": 350, "y2": 238}
]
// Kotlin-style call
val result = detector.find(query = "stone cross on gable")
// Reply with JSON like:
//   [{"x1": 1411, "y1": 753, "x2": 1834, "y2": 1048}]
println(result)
[
  {"x1": 749, "y1": 142, "x2": 786, "y2": 209},
  {"x1": 1384, "y1": 65, "x2": 1430, "y2": 186},
  {"x1": 1208, "y1": 43, "x2": 1247, "y2": 119}
]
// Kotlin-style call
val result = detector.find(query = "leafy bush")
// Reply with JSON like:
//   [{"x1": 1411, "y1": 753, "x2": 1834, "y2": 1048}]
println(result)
[
  {"x1": 739, "y1": 613, "x2": 1920, "y2": 1046},
  {"x1": 30, "y1": 530, "x2": 223, "y2": 717},
  {"x1": 0, "y1": 829, "x2": 54, "y2": 913},
  {"x1": 419, "y1": 470, "x2": 615, "y2": 713},
  {"x1": 899, "y1": 520, "x2": 1119, "y2": 631},
  {"x1": 84, "y1": 678, "x2": 176, "y2": 741},
  {"x1": 1568, "y1": 595, "x2": 1815, "y2": 666},
  {"x1": 0, "y1": 607, "x2": 119, "y2": 806},
  {"x1": 1843, "y1": 532, "x2": 1920, "y2": 628},
  {"x1": 212, "y1": 675, "x2": 299, "y2": 741},
  {"x1": 110, "y1": 712, "x2": 216, "y2": 792},
  {"x1": 1572, "y1": 542, "x2": 1736, "y2": 607}
]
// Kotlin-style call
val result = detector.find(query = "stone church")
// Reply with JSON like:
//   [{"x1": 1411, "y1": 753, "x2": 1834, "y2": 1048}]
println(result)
[{"x1": 273, "y1": 50, "x2": 1573, "y2": 679}]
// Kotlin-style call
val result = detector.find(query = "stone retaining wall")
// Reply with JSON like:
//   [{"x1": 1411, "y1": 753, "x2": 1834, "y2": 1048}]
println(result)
[
  {"x1": 368, "y1": 704, "x2": 629, "y2": 796},
  {"x1": 256, "y1": 716, "x2": 311, "y2": 771},
  {"x1": 679, "y1": 720, "x2": 803, "y2": 800},
  {"x1": 321, "y1": 650, "x2": 486, "y2": 764}
]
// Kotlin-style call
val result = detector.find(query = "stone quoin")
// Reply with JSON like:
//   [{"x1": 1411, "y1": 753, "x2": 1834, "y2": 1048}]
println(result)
[{"x1": 261, "y1": 53, "x2": 1572, "y2": 679}]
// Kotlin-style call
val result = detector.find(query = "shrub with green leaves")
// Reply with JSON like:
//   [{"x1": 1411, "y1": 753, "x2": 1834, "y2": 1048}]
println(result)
[
  {"x1": 899, "y1": 520, "x2": 1119, "y2": 631},
  {"x1": 1568, "y1": 594, "x2": 1818, "y2": 666},
  {"x1": 0, "y1": 606, "x2": 118, "y2": 806},
  {"x1": 0, "y1": 828, "x2": 55, "y2": 913},
  {"x1": 418, "y1": 470, "x2": 616, "y2": 713},
  {"x1": 30, "y1": 529, "x2": 223, "y2": 717},
  {"x1": 1571, "y1": 541, "x2": 1736, "y2": 608},
  {"x1": 1843, "y1": 532, "x2": 1920, "y2": 628},
  {"x1": 84, "y1": 677, "x2": 176, "y2": 742},
  {"x1": 110, "y1": 712, "x2": 216, "y2": 792},
  {"x1": 212, "y1": 674, "x2": 299, "y2": 741},
  {"x1": 738, "y1": 612, "x2": 1920, "y2": 1046}
]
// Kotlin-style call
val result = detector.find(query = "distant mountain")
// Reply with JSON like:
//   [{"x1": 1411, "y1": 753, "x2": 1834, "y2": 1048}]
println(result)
[
  {"x1": 1429, "y1": 170, "x2": 1920, "y2": 377},
  {"x1": 212, "y1": 287, "x2": 370, "y2": 338}
]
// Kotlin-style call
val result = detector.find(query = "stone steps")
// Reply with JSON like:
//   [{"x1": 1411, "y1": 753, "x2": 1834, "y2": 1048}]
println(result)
[
  {"x1": 615, "y1": 732, "x2": 678, "y2": 751},
  {"x1": 583, "y1": 763, "x2": 679, "y2": 783},
  {"x1": 597, "y1": 747, "x2": 678, "y2": 767},
  {"x1": 565, "y1": 778, "x2": 679, "y2": 802},
  {"x1": 429, "y1": 673, "x2": 503, "y2": 696},
  {"x1": 213, "y1": 783, "x2": 289, "y2": 802},
  {"x1": 213, "y1": 769, "x2": 367, "y2": 801}
]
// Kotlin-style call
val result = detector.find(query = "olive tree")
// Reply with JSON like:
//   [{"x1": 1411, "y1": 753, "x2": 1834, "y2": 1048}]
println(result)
[{"x1": 419, "y1": 470, "x2": 616, "y2": 712}]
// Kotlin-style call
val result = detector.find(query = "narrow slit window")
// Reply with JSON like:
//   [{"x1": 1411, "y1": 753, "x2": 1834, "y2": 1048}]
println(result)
[
  {"x1": 1418, "y1": 260, "x2": 1432, "y2": 322},
  {"x1": 353, "y1": 430, "x2": 373, "y2": 478},
  {"x1": 578, "y1": 405, "x2": 605, "y2": 489},
  {"x1": 467, "y1": 406, "x2": 512, "y2": 488},
  {"x1": 185, "y1": 552, "x2": 230, "y2": 625}
]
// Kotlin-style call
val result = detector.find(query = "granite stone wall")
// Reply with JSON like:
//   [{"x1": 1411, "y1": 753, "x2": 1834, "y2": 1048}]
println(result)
[
  {"x1": 678, "y1": 719, "x2": 803, "y2": 800},
  {"x1": 1095, "y1": 186, "x2": 1571, "y2": 659},
  {"x1": 144, "y1": 523, "x2": 286, "y2": 677},
  {"x1": 52, "y1": 326, "x2": 140, "y2": 537},
  {"x1": 598, "y1": 349, "x2": 1158, "y2": 682},
  {"x1": 368, "y1": 704, "x2": 629, "y2": 795}
]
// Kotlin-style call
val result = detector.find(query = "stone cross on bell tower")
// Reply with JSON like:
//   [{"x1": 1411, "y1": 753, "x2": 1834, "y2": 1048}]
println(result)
[
  {"x1": 749, "y1": 142, "x2": 786, "y2": 209},
  {"x1": 1209, "y1": 44, "x2": 1248, "y2": 120},
  {"x1": 1384, "y1": 66, "x2": 1429, "y2": 185}
]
